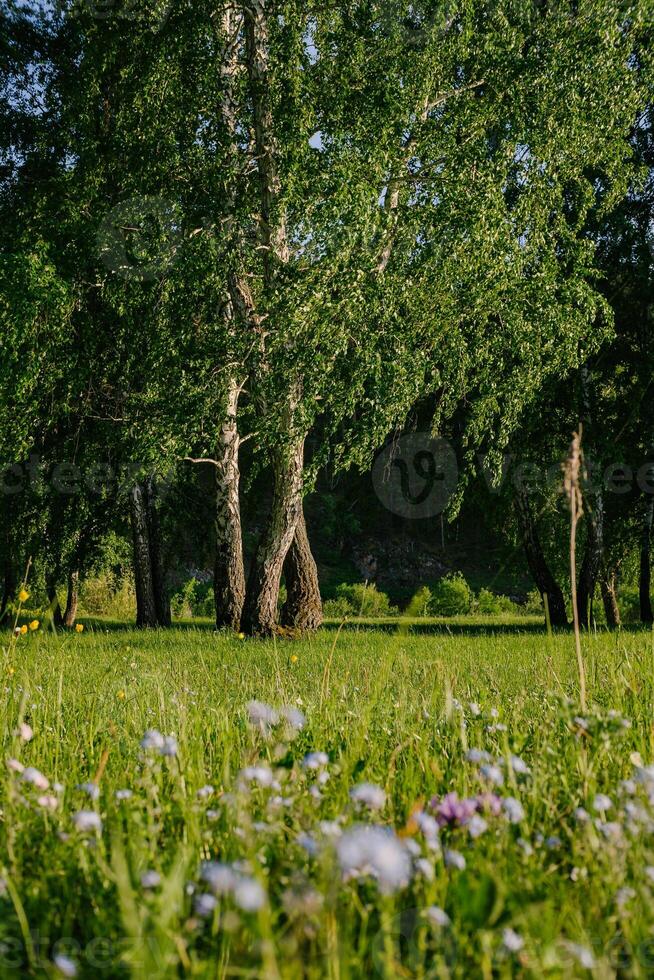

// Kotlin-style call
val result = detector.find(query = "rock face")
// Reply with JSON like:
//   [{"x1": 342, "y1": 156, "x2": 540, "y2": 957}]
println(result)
[{"x1": 350, "y1": 537, "x2": 449, "y2": 590}]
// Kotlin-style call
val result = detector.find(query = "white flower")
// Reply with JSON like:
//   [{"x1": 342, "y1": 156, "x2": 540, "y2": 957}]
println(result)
[
  {"x1": 444, "y1": 849, "x2": 466, "y2": 870},
  {"x1": 593, "y1": 794, "x2": 612, "y2": 814},
  {"x1": 502, "y1": 928, "x2": 524, "y2": 953},
  {"x1": 574, "y1": 807, "x2": 590, "y2": 823},
  {"x1": 18, "y1": 723, "x2": 33, "y2": 742},
  {"x1": 140, "y1": 729, "x2": 165, "y2": 752},
  {"x1": 53, "y1": 954, "x2": 77, "y2": 977},
  {"x1": 22, "y1": 767, "x2": 49, "y2": 791},
  {"x1": 480, "y1": 764, "x2": 504, "y2": 786},
  {"x1": 7, "y1": 759, "x2": 24, "y2": 773},
  {"x1": 415, "y1": 857, "x2": 434, "y2": 880},
  {"x1": 195, "y1": 893, "x2": 217, "y2": 917},
  {"x1": 234, "y1": 877, "x2": 266, "y2": 911},
  {"x1": 426, "y1": 906, "x2": 451, "y2": 927},
  {"x1": 115, "y1": 789, "x2": 133, "y2": 801},
  {"x1": 246, "y1": 700, "x2": 279, "y2": 733},
  {"x1": 502, "y1": 797, "x2": 525, "y2": 824},
  {"x1": 350, "y1": 783, "x2": 386, "y2": 811},
  {"x1": 37, "y1": 794, "x2": 59, "y2": 811},
  {"x1": 240, "y1": 765, "x2": 274, "y2": 788},
  {"x1": 77, "y1": 782, "x2": 100, "y2": 801},
  {"x1": 468, "y1": 815, "x2": 488, "y2": 838},
  {"x1": 280, "y1": 706, "x2": 306, "y2": 731},
  {"x1": 161, "y1": 736, "x2": 178, "y2": 757},
  {"x1": 73, "y1": 810, "x2": 102, "y2": 833},
  {"x1": 563, "y1": 942, "x2": 595, "y2": 969},
  {"x1": 197, "y1": 785, "x2": 214, "y2": 799},
  {"x1": 201, "y1": 862, "x2": 236, "y2": 895},
  {"x1": 465, "y1": 749, "x2": 492, "y2": 763},
  {"x1": 646, "y1": 866, "x2": 654, "y2": 883},
  {"x1": 141, "y1": 870, "x2": 161, "y2": 889},
  {"x1": 302, "y1": 752, "x2": 329, "y2": 770},
  {"x1": 510, "y1": 755, "x2": 530, "y2": 775},
  {"x1": 337, "y1": 825, "x2": 411, "y2": 894}
]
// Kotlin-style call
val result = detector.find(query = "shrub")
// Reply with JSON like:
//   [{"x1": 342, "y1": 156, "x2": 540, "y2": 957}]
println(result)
[
  {"x1": 429, "y1": 574, "x2": 473, "y2": 617},
  {"x1": 524, "y1": 589, "x2": 545, "y2": 616},
  {"x1": 333, "y1": 582, "x2": 397, "y2": 617},
  {"x1": 80, "y1": 572, "x2": 135, "y2": 619},
  {"x1": 171, "y1": 578, "x2": 214, "y2": 619},
  {"x1": 323, "y1": 596, "x2": 355, "y2": 619},
  {"x1": 476, "y1": 588, "x2": 516, "y2": 615},
  {"x1": 405, "y1": 586, "x2": 433, "y2": 618}
]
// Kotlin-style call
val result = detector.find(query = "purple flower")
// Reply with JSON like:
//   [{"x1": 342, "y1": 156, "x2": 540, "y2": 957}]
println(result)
[{"x1": 431, "y1": 792, "x2": 478, "y2": 827}]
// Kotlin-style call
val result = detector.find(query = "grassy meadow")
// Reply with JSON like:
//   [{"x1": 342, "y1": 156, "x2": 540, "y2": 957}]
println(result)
[{"x1": 2, "y1": 621, "x2": 654, "y2": 978}]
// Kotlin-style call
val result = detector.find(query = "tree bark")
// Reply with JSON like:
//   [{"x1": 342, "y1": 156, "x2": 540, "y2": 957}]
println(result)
[
  {"x1": 214, "y1": 379, "x2": 246, "y2": 630},
  {"x1": 145, "y1": 477, "x2": 171, "y2": 627},
  {"x1": 281, "y1": 505, "x2": 323, "y2": 631},
  {"x1": 242, "y1": 436, "x2": 305, "y2": 636},
  {"x1": 63, "y1": 569, "x2": 79, "y2": 627},
  {"x1": 640, "y1": 497, "x2": 654, "y2": 624},
  {"x1": 46, "y1": 576, "x2": 64, "y2": 629},
  {"x1": 600, "y1": 567, "x2": 621, "y2": 629},
  {"x1": 515, "y1": 487, "x2": 568, "y2": 628},
  {"x1": 576, "y1": 493, "x2": 604, "y2": 629},
  {"x1": 1, "y1": 555, "x2": 15, "y2": 623},
  {"x1": 130, "y1": 482, "x2": 158, "y2": 628}
]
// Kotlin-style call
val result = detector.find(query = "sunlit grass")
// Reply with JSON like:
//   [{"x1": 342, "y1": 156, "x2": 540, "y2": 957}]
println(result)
[{"x1": 1, "y1": 623, "x2": 654, "y2": 977}]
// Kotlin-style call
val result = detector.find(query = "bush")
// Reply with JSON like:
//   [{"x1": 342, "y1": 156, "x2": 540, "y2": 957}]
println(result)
[
  {"x1": 429, "y1": 574, "x2": 473, "y2": 617},
  {"x1": 171, "y1": 578, "x2": 214, "y2": 619},
  {"x1": 330, "y1": 582, "x2": 397, "y2": 618},
  {"x1": 405, "y1": 586, "x2": 433, "y2": 618},
  {"x1": 323, "y1": 596, "x2": 355, "y2": 619},
  {"x1": 80, "y1": 572, "x2": 135, "y2": 619},
  {"x1": 476, "y1": 588, "x2": 516, "y2": 615},
  {"x1": 523, "y1": 589, "x2": 545, "y2": 616}
]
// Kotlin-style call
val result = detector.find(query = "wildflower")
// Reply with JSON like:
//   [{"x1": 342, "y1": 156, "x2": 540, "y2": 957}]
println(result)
[
  {"x1": 280, "y1": 705, "x2": 306, "y2": 731},
  {"x1": 444, "y1": 849, "x2": 466, "y2": 870},
  {"x1": 141, "y1": 870, "x2": 161, "y2": 889},
  {"x1": 73, "y1": 810, "x2": 102, "y2": 833},
  {"x1": 240, "y1": 765, "x2": 274, "y2": 788},
  {"x1": 302, "y1": 751, "x2": 328, "y2": 770},
  {"x1": 616, "y1": 887, "x2": 635, "y2": 908},
  {"x1": 502, "y1": 797, "x2": 525, "y2": 824},
  {"x1": 432, "y1": 792, "x2": 477, "y2": 827},
  {"x1": 468, "y1": 814, "x2": 488, "y2": 838},
  {"x1": 469, "y1": 702, "x2": 481, "y2": 716},
  {"x1": 563, "y1": 942, "x2": 595, "y2": 969},
  {"x1": 197, "y1": 785, "x2": 214, "y2": 799},
  {"x1": 18, "y1": 589, "x2": 29, "y2": 603},
  {"x1": 195, "y1": 893, "x2": 218, "y2": 917},
  {"x1": 234, "y1": 877, "x2": 266, "y2": 911},
  {"x1": 545, "y1": 835, "x2": 562, "y2": 849},
  {"x1": 517, "y1": 838, "x2": 533, "y2": 856},
  {"x1": 161, "y1": 736, "x2": 178, "y2": 757},
  {"x1": 28, "y1": 620, "x2": 39, "y2": 631},
  {"x1": 297, "y1": 832, "x2": 319, "y2": 856},
  {"x1": 574, "y1": 806, "x2": 590, "y2": 823},
  {"x1": 18, "y1": 722, "x2": 33, "y2": 742},
  {"x1": 77, "y1": 782, "x2": 100, "y2": 801},
  {"x1": 509, "y1": 755, "x2": 531, "y2": 776},
  {"x1": 593, "y1": 794, "x2": 612, "y2": 814},
  {"x1": 7, "y1": 758, "x2": 24, "y2": 773},
  {"x1": 476, "y1": 792, "x2": 503, "y2": 816},
  {"x1": 140, "y1": 729, "x2": 164, "y2": 751},
  {"x1": 20, "y1": 625, "x2": 28, "y2": 635},
  {"x1": 646, "y1": 866, "x2": 654, "y2": 883},
  {"x1": 350, "y1": 783, "x2": 386, "y2": 811},
  {"x1": 337, "y1": 825, "x2": 411, "y2": 894},
  {"x1": 53, "y1": 954, "x2": 77, "y2": 977},
  {"x1": 201, "y1": 862, "x2": 236, "y2": 895},
  {"x1": 246, "y1": 700, "x2": 279, "y2": 733},
  {"x1": 117, "y1": 691, "x2": 126, "y2": 701},
  {"x1": 415, "y1": 857, "x2": 434, "y2": 880},
  {"x1": 37, "y1": 795, "x2": 59, "y2": 811},
  {"x1": 426, "y1": 906, "x2": 451, "y2": 927},
  {"x1": 465, "y1": 749, "x2": 492, "y2": 764},
  {"x1": 115, "y1": 789, "x2": 132, "y2": 801},
  {"x1": 13, "y1": 627, "x2": 21, "y2": 637},
  {"x1": 290, "y1": 654, "x2": 298, "y2": 664},
  {"x1": 480, "y1": 763, "x2": 504, "y2": 786},
  {"x1": 75, "y1": 624, "x2": 84, "y2": 633},
  {"x1": 237, "y1": 633, "x2": 246, "y2": 640},
  {"x1": 22, "y1": 767, "x2": 49, "y2": 791},
  {"x1": 502, "y1": 928, "x2": 524, "y2": 953}
]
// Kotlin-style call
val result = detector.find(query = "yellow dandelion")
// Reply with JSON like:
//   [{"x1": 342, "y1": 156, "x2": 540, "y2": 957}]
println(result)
[
  {"x1": 117, "y1": 690, "x2": 126, "y2": 700},
  {"x1": 7, "y1": 666, "x2": 15, "y2": 676},
  {"x1": 290, "y1": 654, "x2": 298, "y2": 664},
  {"x1": 237, "y1": 632, "x2": 246, "y2": 640},
  {"x1": 18, "y1": 589, "x2": 29, "y2": 603},
  {"x1": 28, "y1": 620, "x2": 39, "y2": 632},
  {"x1": 20, "y1": 625, "x2": 28, "y2": 635},
  {"x1": 75, "y1": 623, "x2": 84, "y2": 633}
]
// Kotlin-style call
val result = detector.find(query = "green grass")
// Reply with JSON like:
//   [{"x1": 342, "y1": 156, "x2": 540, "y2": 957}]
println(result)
[{"x1": 2, "y1": 622, "x2": 654, "y2": 977}]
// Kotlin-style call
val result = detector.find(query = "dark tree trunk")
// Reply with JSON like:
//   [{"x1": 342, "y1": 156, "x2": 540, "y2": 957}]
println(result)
[
  {"x1": 640, "y1": 498, "x2": 654, "y2": 625},
  {"x1": 145, "y1": 477, "x2": 171, "y2": 627},
  {"x1": 130, "y1": 482, "x2": 159, "y2": 628},
  {"x1": 242, "y1": 436, "x2": 305, "y2": 636},
  {"x1": 515, "y1": 488, "x2": 568, "y2": 628},
  {"x1": 281, "y1": 505, "x2": 323, "y2": 631},
  {"x1": 1, "y1": 556, "x2": 15, "y2": 623},
  {"x1": 576, "y1": 494, "x2": 604, "y2": 629},
  {"x1": 46, "y1": 576, "x2": 64, "y2": 629},
  {"x1": 214, "y1": 381, "x2": 246, "y2": 631},
  {"x1": 63, "y1": 570, "x2": 79, "y2": 627},
  {"x1": 600, "y1": 568, "x2": 621, "y2": 629}
]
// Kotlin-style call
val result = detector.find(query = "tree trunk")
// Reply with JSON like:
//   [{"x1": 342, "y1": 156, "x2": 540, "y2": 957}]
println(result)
[
  {"x1": 63, "y1": 570, "x2": 79, "y2": 627},
  {"x1": 46, "y1": 577, "x2": 64, "y2": 629},
  {"x1": 145, "y1": 477, "x2": 171, "y2": 627},
  {"x1": 281, "y1": 505, "x2": 323, "y2": 631},
  {"x1": 1, "y1": 556, "x2": 15, "y2": 623},
  {"x1": 130, "y1": 482, "x2": 158, "y2": 628},
  {"x1": 515, "y1": 488, "x2": 568, "y2": 628},
  {"x1": 600, "y1": 568, "x2": 621, "y2": 629},
  {"x1": 214, "y1": 381, "x2": 246, "y2": 631},
  {"x1": 241, "y1": 436, "x2": 305, "y2": 636},
  {"x1": 640, "y1": 497, "x2": 654, "y2": 625},
  {"x1": 576, "y1": 493, "x2": 604, "y2": 629}
]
